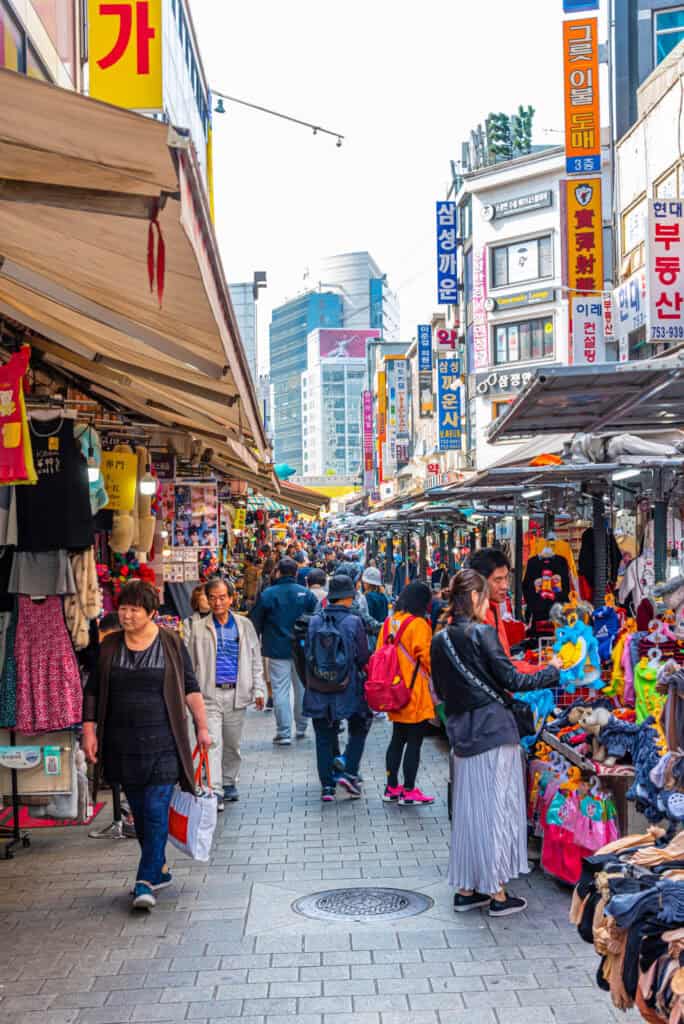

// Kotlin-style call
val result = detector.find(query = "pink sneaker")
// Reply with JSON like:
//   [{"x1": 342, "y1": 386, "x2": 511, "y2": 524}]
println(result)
[
  {"x1": 399, "y1": 788, "x2": 435, "y2": 806},
  {"x1": 382, "y1": 785, "x2": 403, "y2": 803}
]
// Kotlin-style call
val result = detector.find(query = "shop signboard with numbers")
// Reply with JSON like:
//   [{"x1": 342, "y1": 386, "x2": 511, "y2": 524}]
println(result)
[
  {"x1": 436, "y1": 201, "x2": 458, "y2": 304},
  {"x1": 562, "y1": 17, "x2": 601, "y2": 175},
  {"x1": 88, "y1": 0, "x2": 163, "y2": 110},
  {"x1": 437, "y1": 358, "x2": 463, "y2": 451},
  {"x1": 648, "y1": 199, "x2": 684, "y2": 343}
]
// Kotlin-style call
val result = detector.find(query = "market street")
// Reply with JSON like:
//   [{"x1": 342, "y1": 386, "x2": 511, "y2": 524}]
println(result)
[{"x1": 1, "y1": 708, "x2": 638, "y2": 1024}]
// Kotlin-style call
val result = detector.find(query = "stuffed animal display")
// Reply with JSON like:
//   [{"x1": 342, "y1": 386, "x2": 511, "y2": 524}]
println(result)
[{"x1": 551, "y1": 601, "x2": 602, "y2": 693}]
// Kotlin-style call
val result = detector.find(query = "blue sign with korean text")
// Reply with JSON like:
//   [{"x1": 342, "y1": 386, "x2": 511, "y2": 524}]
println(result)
[
  {"x1": 417, "y1": 325, "x2": 433, "y2": 372},
  {"x1": 436, "y1": 201, "x2": 458, "y2": 304},
  {"x1": 437, "y1": 357, "x2": 462, "y2": 451},
  {"x1": 563, "y1": 0, "x2": 599, "y2": 11}
]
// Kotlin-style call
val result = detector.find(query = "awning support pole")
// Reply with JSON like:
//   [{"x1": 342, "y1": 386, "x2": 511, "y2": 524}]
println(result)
[
  {"x1": 385, "y1": 532, "x2": 393, "y2": 585},
  {"x1": 592, "y1": 496, "x2": 607, "y2": 608},
  {"x1": 514, "y1": 516, "x2": 524, "y2": 621},
  {"x1": 654, "y1": 469, "x2": 667, "y2": 583},
  {"x1": 447, "y1": 528, "x2": 456, "y2": 574},
  {"x1": 419, "y1": 531, "x2": 428, "y2": 582}
]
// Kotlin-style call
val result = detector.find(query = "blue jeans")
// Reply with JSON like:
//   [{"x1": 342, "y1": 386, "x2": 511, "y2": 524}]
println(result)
[
  {"x1": 313, "y1": 715, "x2": 369, "y2": 788},
  {"x1": 123, "y1": 783, "x2": 175, "y2": 886},
  {"x1": 269, "y1": 658, "x2": 306, "y2": 739}
]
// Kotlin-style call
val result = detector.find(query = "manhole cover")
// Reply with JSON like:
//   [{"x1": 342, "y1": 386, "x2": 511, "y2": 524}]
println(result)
[{"x1": 292, "y1": 887, "x2": 433, "y2": 922}]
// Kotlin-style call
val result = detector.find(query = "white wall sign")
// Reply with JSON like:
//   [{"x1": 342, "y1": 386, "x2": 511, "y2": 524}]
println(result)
[
  {"x1": 648, "y1": 198, "x2": 684, "y2": 343},
  {"x1": 572, "y1": 297, "x2": 606, "y2": 364}
]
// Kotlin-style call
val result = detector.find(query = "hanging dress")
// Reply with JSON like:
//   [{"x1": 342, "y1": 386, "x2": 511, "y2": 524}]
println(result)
[{"x1": 14, "y1": 596, "x2": 82, "y2": 733}]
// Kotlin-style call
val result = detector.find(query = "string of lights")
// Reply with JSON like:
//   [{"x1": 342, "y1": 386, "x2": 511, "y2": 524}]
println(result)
[{"x1": 211, "y1": 89, "x2": 344, "y2": 147}]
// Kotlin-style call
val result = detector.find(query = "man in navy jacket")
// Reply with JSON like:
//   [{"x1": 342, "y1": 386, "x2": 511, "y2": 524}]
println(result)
[{"x1": 250, "y1": 557, "x2": 317, "y2": 744}]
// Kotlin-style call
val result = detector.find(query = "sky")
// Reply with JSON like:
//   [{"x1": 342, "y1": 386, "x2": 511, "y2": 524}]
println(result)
[{"x1": 189, "y1": 0, "x2": 567, "y2": 371}]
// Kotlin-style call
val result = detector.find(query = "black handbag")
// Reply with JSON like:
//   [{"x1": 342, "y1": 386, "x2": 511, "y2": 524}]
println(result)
[{"x1": 439, "y1": 630, "x2": 535, "y2": 740}]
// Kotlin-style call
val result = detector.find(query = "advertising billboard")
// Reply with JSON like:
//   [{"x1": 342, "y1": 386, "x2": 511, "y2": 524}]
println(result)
[
  {"x1": 437, "y1": 358, "x2": 463, "y2": 451},
  {"x1": 562, "y1": 17, "x2": 601, "y2": 175},
  {"x1": 564, "y1": 178, "x2": 604, "y2": 296},
  {"x1": 318, "y1": 329, "x2": 380, "y2": 359},
  {"x1": 648, "y1": 199, "x2": 684, "y2": 343},
  {"x1": 436, "y1": 201, "x2": 459, "y2": 304},
  {"x1": 88, "y1": 0, "x2": 163, "y2": 110}
]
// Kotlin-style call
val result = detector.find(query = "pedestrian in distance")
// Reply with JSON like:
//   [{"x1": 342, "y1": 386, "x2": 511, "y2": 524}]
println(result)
[
  {"x1": 182, "y1": 583, "x2": 210, "y2": 645},
  {"x1": 430, "y1": 569, "x2": 561, "y2": 918},
  {"x1": 362, "y1": 566, "x2": 389, "y2": 624},
  {"x1": 306, "y1": 567, "x2": 328, "y2": 608},
  {"x1": 380, "y1": 580, "x2": 436, "y2": 805},
  {"x1": 187, "y1": 578, "x2": 265, "y2": 810},
  {"x1": 249, "y1": 557, "x2": 318, "y2": 744},
  {"x1": 303, "y1": 574, "x2": 371, "y2": 801},
  {"x1": 82, "y1": 580, "x2": 211, "y2": 911}
]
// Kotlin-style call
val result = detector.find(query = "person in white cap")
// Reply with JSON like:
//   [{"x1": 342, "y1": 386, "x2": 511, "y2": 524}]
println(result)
[{"x1": 362, "y1": 566, "x2": 389, "y2": 625}]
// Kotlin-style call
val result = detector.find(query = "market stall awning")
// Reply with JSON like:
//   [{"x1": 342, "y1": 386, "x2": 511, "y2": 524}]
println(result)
[
  {"x1": 488, "y1": 356, "x2": 684, "y2": 442},
  {"x1": 278, "y1": 481, "x2": 328, "y2": 517},
  {"x1": 0, "y1": 70, "x2": 267, "y2": 457}
]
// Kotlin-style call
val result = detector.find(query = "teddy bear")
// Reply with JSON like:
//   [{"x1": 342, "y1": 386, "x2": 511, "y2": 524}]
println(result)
[{"x1": 579, "y1": 706, "x2": 616, "y2": 765}]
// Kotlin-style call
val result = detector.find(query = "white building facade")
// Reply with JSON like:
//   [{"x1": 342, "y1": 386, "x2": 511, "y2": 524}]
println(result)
[{"x1": 305, "y1": 251, "x2": 400, "y2": 341}]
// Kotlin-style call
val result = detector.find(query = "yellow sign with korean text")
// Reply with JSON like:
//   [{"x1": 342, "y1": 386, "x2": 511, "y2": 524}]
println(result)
[
  {"x1": 562, "y1": 17, "x2": 601, "y2": 175},
  {"x1": 565, "y1": 177, "x2": 604, "y2": 297},
  {"x1": 233, "y1": 508, "x2": 246, "y2": 530},
  {"x1": 88, "y1": 0, "x2": 162, "y2": 110},
  {"x1": 102, "y1": 450, "x2": 138, "y2": 511}
]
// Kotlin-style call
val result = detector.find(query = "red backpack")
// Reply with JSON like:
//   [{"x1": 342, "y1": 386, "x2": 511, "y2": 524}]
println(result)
[{"x1": 364, "y1": 615, "x2": 420, "y2": 713}]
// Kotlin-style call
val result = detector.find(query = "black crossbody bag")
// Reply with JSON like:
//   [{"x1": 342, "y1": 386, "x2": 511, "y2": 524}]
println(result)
[{"x1": 439, "y1": 630, "x2": 535, "y2": 740}]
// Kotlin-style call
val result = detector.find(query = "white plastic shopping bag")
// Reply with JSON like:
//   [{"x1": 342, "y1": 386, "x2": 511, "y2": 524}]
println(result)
[{"x1": 168, "y1": 747, "x2": 217, "y2": 861}]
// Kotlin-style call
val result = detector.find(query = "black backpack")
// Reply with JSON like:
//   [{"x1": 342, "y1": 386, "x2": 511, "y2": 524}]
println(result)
[{"x1": 305, "y1": 611, "x2": 354, "y2": 693}]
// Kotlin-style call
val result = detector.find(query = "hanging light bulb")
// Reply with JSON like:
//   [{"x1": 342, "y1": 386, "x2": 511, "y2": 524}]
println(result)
[
  {"x1": 87, "y1": 446, "x2": 99, "y2": 484},
  {"x1": 160, "y1": 528, "x2": 169, "y2": 540},
  {"x1": 140, "y1": 463, "x2": 156, "y2": 496}
]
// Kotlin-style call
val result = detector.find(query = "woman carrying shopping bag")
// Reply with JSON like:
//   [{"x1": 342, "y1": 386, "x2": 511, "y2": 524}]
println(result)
[{"x1": 82, "y1": 580, "x2": 211, "y2": 910}]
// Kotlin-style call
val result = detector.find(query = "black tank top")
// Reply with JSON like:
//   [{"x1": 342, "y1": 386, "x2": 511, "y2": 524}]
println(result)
[{"x1": 17, "y1": 416, "x2": 94, "y2": 552}]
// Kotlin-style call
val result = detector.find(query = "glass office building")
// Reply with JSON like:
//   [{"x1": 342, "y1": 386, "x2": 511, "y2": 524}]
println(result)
[
  {"x1": 615, "y1": 0, "x2": 684, "y2": 137},
  {"x1": 228, "y1": 283, "x2": 258, "y2": 386},
  {"x1": 306, "y1": 251, "x2": 400, "y2": 341}
]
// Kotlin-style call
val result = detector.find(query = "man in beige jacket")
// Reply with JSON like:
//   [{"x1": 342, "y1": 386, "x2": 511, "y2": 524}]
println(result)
[{"x1": 187, "y1": 578, "x2": 265, "y2": 810}]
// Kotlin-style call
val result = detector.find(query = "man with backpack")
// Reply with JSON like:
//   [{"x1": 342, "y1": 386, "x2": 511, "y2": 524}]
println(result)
[{"x1": 303, "y1": 574, "x2": 371, "y2": 802}]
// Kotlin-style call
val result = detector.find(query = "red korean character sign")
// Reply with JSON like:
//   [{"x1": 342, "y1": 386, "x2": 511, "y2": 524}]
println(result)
[
  {"x1": 88, "y1": 0, "x2": 162, "y2": 110},
  {"x1": 648, "y1": 200, "x2": 684, "y2": 343},
  {"x1": 564, "y1": 178, "x2": 604, "y2": 297}
]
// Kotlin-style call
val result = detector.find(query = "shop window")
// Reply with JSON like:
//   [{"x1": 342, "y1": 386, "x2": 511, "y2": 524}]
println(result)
[
  {"x1": 491, "y1": 399, "x2": 513, "y2": 422},
  {"x1": 493, "y1": 316, "x2": 554, "y2": 365},
  {"x1": 0, "y1": 1, "x2": 23, "y2": 72},
  {"x1": 491, "y1": 235, "x2": 553, "y2": 288},
  {"x1": 655, "y1": 7, "x2": 684, "y2": 64}
]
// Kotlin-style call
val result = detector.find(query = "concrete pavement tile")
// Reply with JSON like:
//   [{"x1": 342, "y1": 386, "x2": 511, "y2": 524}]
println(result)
[{"x1": 350, "y1": 994, "x2": 409, "y2": 1012}]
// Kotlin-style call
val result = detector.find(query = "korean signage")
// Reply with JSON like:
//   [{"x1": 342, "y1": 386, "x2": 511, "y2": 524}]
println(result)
[
  {"x1": 564, "y1": 178, "x2": 604, "y2": 296},
  {"x1": 362, "y1": 390, "x2": 374, "y2": 489},
  {"x1": 648, "y1": 199, "x2": 684, "y2": 343},
  {"x1": 615, "y1": 267, "x2": 647, "y2": 339},
  {"x1": 394, "y1": 358, "x2": 410, "y2": 466},
  {"x1": 417, "y1": 325, "x2": 433, "y2": 372},
  {"x1": 475, "y1": 369, "x2": 537, "y2": 396},
  {"x1": 102, "y1": 450, "x2": 138, "y2": 511},
  {"x1": 436, "y1": 201, "x2": 459, "y2": 304},
  {"x1": 572, "y1": 297, "x2": 606, "y2": 364},
  {"x1": 482, "y1": 190, "x2": 553, "y2": 221},
  {"x1": 436, "y1": 327, "x2": 457, "y2": 349},
  {"x1": 563, "y1": 0, "x2": 599, "y2": 10},
  {"x1": 437, "y1": 358, "x2": 463, "y2": 451},
  {"x1": 417, "y1": 324, "x2": 433, "y2": 419},
  {"x1": 318, "y1": 328, "x2": 380, "y2": 359},
  {"x1": 377, "y1": 370, "x2": 386, "y2": 483},
  {"x1": 472, "y1": 246, "x2": 489, "y2": 369},
  {"x1": 486, "y1": 288, "x2": 555, "y2": 312},
  {"x1": 604, "y1": 293, "x2": 614, "y2": 339},
  {"x1": 562, "y1": 17, "x2": 601, "y2": 175},
  {"x1": 88, "y1": 0, "x2": 163, "y2": 110},
  {"x1": 384, "y1": 359, "x2": 398, "y2": 476}
]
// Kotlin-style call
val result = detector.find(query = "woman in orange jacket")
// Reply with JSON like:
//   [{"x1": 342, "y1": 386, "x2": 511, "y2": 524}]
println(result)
[{"x1": 378, "y1": 581, "x2": 435, "y2": 805}]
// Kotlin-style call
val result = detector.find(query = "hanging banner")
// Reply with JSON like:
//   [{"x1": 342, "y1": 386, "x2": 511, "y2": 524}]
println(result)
[
  {"x1": 377, "y1": 370, "x2": 386, "y2": 483},
  {"x1": 648, "y1": 199, "x2": 684, "y2": 343},
  {"x1": 362, "y1": 390, "x2": 374, "y2": 489},
  {"x1": 472, "y1": 246, "x2": 489, "y2": 369},
  {"x1": 394, "y1": 358, "x2": 410, "y2": 465},
  {"x1": 102, "y1": 450, "x2": 137, "y2": 511},
  {"x1": 88, "y1": 0, "x2": 163, "y2": 110},
  {"x1": 437, "y1": 357, "x2": 463, "y2": 451},
  {"x1": 417, "y1": 325, "x2": 433, "y2": 372},
  {"x1": 233, "y1": 507, "x2": 247, "y2": 531},
  {"x1": 417, "y1": 324, "x2": 433, "y2": 418},
  {"x1": 384, "y1": 358, "x2": 398, "y2": 474},
  {"x1": 571, "y1": 297, "x2": 606, "y2": 364},
  {"x1": 562, "y1": 17, "x2": 601, "y2": 175},
  {"x1": 436, "y1": 201, "x2": 458, "y2": 304},
  {"x1": 565, "y1": 178, "x2": 604, "y2": 297},
  {"x1": 615, "y1": 267, "x2": 647, "y2": 342}
]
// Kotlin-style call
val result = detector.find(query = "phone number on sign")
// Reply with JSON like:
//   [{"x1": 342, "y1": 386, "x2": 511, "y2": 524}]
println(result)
[{"x1": 650, "y1": 325, "x2": 684, "y2": 341}]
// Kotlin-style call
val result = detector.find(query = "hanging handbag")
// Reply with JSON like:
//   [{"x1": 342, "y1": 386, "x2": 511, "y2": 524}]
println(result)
[{"x1": 439, "y1": 629, "x2": 535, "y2": 740}]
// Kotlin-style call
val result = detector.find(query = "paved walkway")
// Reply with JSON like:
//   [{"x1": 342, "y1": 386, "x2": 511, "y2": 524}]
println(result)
[{"x1": 1, "y1": 708, "x2": 639, "y2": 1024}]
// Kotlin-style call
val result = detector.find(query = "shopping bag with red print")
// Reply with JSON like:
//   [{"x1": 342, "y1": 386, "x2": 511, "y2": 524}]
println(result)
[{"x1": 168, "y1": 747, "x2": 217, "y2": 861}]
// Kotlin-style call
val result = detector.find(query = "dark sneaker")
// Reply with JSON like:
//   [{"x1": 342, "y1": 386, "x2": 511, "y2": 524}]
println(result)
[
  {"x1": 453, "y1": 891, "x2": 490, "y2": 913},
  {"x1": 265, "y1": 697, "x2": 273, "y2": 711},
  {"x1": 273, "y1": 736, "x2": 292, "y2": 746},
  {"x1": 321, "y1": 787, "x2": 336, "y2": 802},
  {"x1": 489, "y1": 894, "x2": 528, "y2": 917},
  {"x1": 217, "y1": 799, "x2": 225, "y2": 813},
  {"x1": 337, "y1": 774, "x2": 362, "y2": 798},
  {"x1": 152, "y1": 869, "x2": 172, "y2": 891},
  {"x1": 295, "y1": 730, "x2": 307, "y2": 740},
  {"x1": 132, "y1": 883, "x2": 156, "y2": 910},
  {"x1": 223, "y1": 785, "x2": 239, "y2": 802}
]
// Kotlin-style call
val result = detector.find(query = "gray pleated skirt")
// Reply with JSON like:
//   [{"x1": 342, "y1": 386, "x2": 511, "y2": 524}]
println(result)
[{"x1": 448, "y1": 744, "x2": 529, "y2": 895}]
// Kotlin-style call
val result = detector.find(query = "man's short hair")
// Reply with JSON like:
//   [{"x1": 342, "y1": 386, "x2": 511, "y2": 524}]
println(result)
[
  {"x1": 468, "y1": 547, "x2": 511, "y2": 579},
  {"x1": 205, "y1": 577, "x2": 235, "y2": 598},
  {"x1": 277, "y1": 556, "x2": 298, "y2": 578}
]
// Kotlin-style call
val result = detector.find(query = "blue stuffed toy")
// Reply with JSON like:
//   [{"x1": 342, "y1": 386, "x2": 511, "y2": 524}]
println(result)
[
  {"x1": 553, "y1": 613, "x2": 603, "y2": 693},
  {"x1": 593, "y1": 603, "x2": 620, "y2": 662}
]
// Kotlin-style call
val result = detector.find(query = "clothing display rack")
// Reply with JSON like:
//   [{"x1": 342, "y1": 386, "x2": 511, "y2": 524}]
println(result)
[{"x1": 0, "y1": 731, "x2": 30, "y2": 859}]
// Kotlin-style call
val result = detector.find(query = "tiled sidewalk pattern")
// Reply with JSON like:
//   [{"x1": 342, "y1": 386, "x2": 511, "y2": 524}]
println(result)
[{"x1": 0, "y1": 708, "x2": 640, "y2": 1024}]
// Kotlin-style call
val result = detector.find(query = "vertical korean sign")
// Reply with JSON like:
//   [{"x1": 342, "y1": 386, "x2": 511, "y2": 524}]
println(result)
[
  {"x1": 563, "y1": 17, "x2": 601, "y2": 175},
  {"x1": 377, "y1": 370, "x2": 386, "y2": 483},
  {"x1": 436, "y1": 201, "x2": 458, "y2": 304},
  {"x1": 565, "y1": 178, "x2": 604, "y2": 296},
  {"x1": 362, "y1": 391, "x2": 374, "y2": 490},
  {"x1": 394, "y1": 359, "x2": 410, "y2": 466},
  {"x1": 89, "y1": 0, "x2": 163, "y2": 109},
  {"x1": 472, "y1": 247, "x2": 489, "y2": 369},
  {"x1": 571, "y1": 297, "x2": 606, "y2": 364},
  {"x1": 417, "y1": 325, "x2": 434, "y2": 418},
  {"x1": 648, "y1": 199, "x2": 684, "y2": 343},
  {"x1": 384, "y1": 358, "x2": 398, "y2": 476},
  {"x1": 437, "y1": 358, "x2": 463, "y2": 451}
]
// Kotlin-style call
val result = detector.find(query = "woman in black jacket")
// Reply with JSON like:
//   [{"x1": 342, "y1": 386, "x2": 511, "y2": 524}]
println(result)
[{"x1": 431, "y1": 569, "x2": 561, "y2": 918}]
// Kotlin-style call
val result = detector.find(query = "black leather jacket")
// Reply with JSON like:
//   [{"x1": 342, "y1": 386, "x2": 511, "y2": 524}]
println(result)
[{"x1": 430, "y1": 616, "x2": 559, "y2": 716}]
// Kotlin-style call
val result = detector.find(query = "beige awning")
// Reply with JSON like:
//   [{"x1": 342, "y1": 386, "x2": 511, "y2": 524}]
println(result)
[{"x1": 0, "y1": 69, "x2": 267, "y2": 457}]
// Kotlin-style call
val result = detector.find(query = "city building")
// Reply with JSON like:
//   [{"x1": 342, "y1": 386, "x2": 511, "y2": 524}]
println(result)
[
  {"x1": 614, "y1": 0, "x2": 684, "y2": 138},
  {"x1": 229, "y1": 274, "x2": 266, "y2": 387},
  {"x1": 161, "y1": 0, "x2": 211, "y2": 183},
  {"x1": 0, "y1": 0, "x2": 79, "y2": 86},
  {"x1": 454, "y1": 145, "x2": 589, "y2": 469},
  {"x1": 305, "y1": 251, "x2": 400, "y2": 341},
  {"x1": 301, "y1": 328, "x2": 380, "y2": 479},
  {"x1": 269, "y1": 291, "x2": 343, "y2": 472}
]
